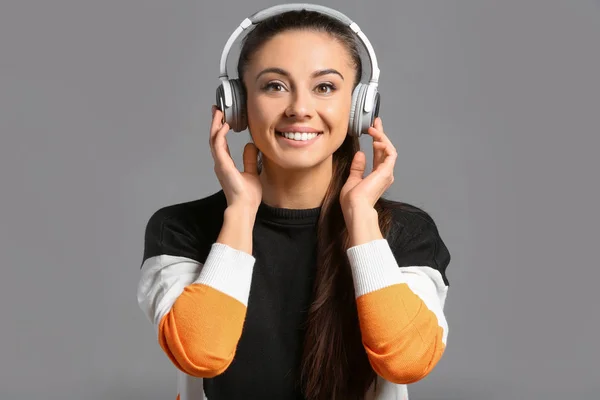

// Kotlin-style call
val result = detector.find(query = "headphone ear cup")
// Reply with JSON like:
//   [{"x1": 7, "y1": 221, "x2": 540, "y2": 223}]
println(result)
[
  {"x1": 371, "y1": 91, "x2": 381, "y2": 127},
  {"x1": 348, "y1": 83, "x2": 368, "y2": 137},
  {"x1": 348, "y1": 84, "x2": 381, "y2": 137},
  {"x1": 229, "y1": 79, "x2": 247, "y2": 132},
  {"x1": 215, "y1": 79, "x2": 247, "y2": 132},
  {"x1": 215, "y1": 82, "x2": 229, "y2": 124}
]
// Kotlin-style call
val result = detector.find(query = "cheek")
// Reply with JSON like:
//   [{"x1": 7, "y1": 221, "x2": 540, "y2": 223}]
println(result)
[
  {"x1": 246, "y1": 94, "x2": 278, "y2": 126},
  {"x1": 246, "y1": 99, "x2": 267, "y2": 133},
  {"x1": 245, "y1": 96, "x2": 277, "y2": 151},
  {"x1": 322, "y1": 96, "x2": 352, "y2": 132}
]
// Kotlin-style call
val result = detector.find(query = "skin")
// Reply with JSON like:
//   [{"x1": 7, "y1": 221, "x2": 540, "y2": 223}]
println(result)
[{"x1": 210, "y1": 29, "x2": 397, "y2": 216}]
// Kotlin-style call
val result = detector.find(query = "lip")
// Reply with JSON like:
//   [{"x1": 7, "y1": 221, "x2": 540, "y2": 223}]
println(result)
[{"x1": 276, "y1": 126, "x2": 322, "y2": 133}]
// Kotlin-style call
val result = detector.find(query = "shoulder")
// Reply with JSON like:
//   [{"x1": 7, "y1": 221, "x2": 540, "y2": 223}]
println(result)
[
  {"x1": 380, "y1": 198, "x2": 452, "y2": 284},
  {"x1": 379, "y1": 197, "x2": 442, "y2": 239},
  {"x1": 141, "y1": 190, "x2": 228, "y2": 265},
  {"x1": 146, "y1": 189, "x2": 227, "y2": 233}
]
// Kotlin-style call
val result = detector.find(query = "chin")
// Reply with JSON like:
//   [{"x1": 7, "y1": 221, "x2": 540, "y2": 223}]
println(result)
[
  {"x1": 274, "y1": 158, "x2": 321, "y2": 171},
  {"x1": 268, "y1": 151, "x2": 330, "y2": 170}
]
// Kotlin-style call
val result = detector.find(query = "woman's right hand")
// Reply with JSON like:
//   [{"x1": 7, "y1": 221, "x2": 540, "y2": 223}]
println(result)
[{"x1": 209, "y1": 105, "x2": 262, "y2": 211}]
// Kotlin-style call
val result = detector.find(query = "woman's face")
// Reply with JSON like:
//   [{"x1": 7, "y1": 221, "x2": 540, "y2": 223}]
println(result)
[{"x1": 243, "y1": 29, "x2": 357, "y2": 171}]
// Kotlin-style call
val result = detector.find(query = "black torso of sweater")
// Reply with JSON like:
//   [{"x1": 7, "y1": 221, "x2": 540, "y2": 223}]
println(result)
[{"x1": 198, "y1": 190, "x2": 320, "y2": 400}]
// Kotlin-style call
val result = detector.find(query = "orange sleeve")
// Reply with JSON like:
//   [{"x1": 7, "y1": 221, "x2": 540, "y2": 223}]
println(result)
[
  {"x1": 356, "y1": 283, "x2": 446, "y2": 383},
  {"x1": 158, "y1": 283, "x2": 248, "y2": 378}
]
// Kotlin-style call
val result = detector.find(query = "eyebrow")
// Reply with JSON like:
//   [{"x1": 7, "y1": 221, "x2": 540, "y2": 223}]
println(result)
[{"x1": 255, "y1": 67, "x2": 344, "y2": 82}]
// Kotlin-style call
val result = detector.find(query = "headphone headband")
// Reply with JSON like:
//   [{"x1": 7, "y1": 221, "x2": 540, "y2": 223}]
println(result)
[{"x1": 218, "y1": 3, "x2": 380, "y2": 85}]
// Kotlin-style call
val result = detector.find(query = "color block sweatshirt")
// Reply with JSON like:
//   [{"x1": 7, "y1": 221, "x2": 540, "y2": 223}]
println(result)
[{"x1": 137, "y1": 189, "x2": 451, "y2": 400}]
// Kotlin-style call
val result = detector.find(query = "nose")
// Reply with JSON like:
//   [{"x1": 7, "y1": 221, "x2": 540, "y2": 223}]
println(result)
[{"x1": 284, "y1": 89, "x2": 313, "y2": 119}]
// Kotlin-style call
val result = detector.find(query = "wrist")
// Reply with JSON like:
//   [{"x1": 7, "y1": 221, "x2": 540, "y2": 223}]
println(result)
[
  {"x1": 225, "y1": 205, "x2": 257, "y2": 224},
  {"x1": 219, "y1": 205, "x2": 257, "y2": 255},
  {"x1": 344, "y1": 207, "x2": 383, "y2": 248},
  {"x1": 343, "y1": 204, "x2": 376, "y2": 223}
]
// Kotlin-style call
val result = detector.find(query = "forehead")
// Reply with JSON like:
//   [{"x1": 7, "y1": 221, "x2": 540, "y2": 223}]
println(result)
[{"x1": 248, "y1": 30, "x2": 355, "y2": 75}]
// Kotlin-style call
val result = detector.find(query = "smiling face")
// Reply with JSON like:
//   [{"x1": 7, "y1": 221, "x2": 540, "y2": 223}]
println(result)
[{"x1": 242, "y1": 29, "x2": 358, "y2": 172}]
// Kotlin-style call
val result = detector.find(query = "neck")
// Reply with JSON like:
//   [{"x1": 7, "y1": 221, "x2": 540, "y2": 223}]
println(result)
[{"x1": 259, "y1": 155, "x2": 333, "y2": 209}]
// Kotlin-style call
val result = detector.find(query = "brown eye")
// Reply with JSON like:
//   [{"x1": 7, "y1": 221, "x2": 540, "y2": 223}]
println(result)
[
  {"x1": 315, "y1": 83, "x2": 335, "y2": 94},
  {"x1": 263, "y1": 82, "x2": 285, "y2": 92}
]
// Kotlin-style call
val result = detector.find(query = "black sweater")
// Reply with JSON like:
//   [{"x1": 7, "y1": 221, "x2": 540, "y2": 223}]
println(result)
[{"x1": 137, "y1": 189, "x2": 450, "y2": 400}]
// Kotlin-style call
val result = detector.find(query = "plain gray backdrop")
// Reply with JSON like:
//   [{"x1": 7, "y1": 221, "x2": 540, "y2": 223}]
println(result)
[{"x1": 1, "y1": 0, "x2": 599, "y2": 399}]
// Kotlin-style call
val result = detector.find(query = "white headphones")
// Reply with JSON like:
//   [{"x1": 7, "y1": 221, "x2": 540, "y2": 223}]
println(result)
[{"x1": 215, "y1": 3, "x2": 381, "y2": 137}]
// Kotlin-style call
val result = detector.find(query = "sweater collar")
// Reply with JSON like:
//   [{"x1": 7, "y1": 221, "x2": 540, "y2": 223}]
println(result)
[{"x1": 256, "y1": 200, "x2": 321, "y2": 225}]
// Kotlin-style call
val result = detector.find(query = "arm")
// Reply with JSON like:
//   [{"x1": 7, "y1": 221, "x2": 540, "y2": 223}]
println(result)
[
  {"x1": 344, "y1": 206, "x2": 450, "y2": 384},
  {"x1": 137, "y1": 206, "x2": 256, "y2": 378}
]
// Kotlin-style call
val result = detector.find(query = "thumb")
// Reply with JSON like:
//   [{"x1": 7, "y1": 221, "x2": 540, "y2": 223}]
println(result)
[
  {"x1": 243, "y1": 142, "x2": 259, "y2": 175},
  {"x1": 347, "y1": 151, "x2": 366, "y2": 181}
]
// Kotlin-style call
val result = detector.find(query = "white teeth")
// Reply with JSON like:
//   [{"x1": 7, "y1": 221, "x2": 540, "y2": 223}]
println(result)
[{"x1": 281, "y1": 132, "x2": 319, "y2": 141}]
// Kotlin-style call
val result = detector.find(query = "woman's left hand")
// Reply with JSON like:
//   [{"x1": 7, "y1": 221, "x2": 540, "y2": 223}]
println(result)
[{"x1": 340, "y1": 117, "x2": 398, "y2": 213}]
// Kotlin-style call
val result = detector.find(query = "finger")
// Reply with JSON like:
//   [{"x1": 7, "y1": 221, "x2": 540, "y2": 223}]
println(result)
[
  {"x1": 210, "y1": 109, "x2": 231, "y2": 159},
  {"x1": 212, "y1": 122, "x2": 234, "y2": 168},
  {"x1": 372, "y1": 141, "x2": 387, "y2": 170},
  {"x1": 368, "y1": 127, "x2": 396, "y2": 170},
  {"x1": 362, "y1": 148, "x2": 397, "y2": 196},
  {"x1": 243, "y1": 142, "x2": 259, "y2": 175},
  {"x1": 210, "y1": 108, "x2": 225, "y2": 141},
  {"x1": 348, "y1": 151, "x2": 366, "y2": 181},
  {"x1": 367, "y1": 123, "x2": 393, "y2": 146},
  {"x1": 374, "y1": 142, "x2": 397, "y2": 174},
  {"x1": 375, "y1": 116, "x2": 383, "y2": 131},
  {"x1": 367, "y1": 125, "x2": 388, "y2": 143}
]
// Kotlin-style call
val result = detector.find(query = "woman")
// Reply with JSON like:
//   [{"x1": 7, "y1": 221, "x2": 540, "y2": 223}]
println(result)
[{"x1": 137, "y1": 6, "x2": 451, "y2": 400}]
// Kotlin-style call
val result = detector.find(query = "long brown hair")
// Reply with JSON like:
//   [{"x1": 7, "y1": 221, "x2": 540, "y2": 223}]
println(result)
[{"x1": 237, "y1": 10, "x2": 408, "y2": 400}]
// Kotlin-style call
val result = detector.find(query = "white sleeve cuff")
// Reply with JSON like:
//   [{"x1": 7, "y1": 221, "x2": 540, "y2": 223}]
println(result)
[
  {"x1": 346, "y1": 239, "x2": 405, "y2": 298},
  {"x1": 193, "y1": 242, "x2": 256, "y2": 307}
]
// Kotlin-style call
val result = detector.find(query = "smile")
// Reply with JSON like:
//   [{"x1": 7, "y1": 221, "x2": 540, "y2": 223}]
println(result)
[
  {"x1": 276, "y1": 131, "x2": 322, "y2": 141},
  {"x1": 276, "y1": 130, "x2": 323, "y2": 147}
]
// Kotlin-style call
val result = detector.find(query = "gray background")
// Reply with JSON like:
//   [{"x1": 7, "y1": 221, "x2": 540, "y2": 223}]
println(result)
[{"x1": 1, "y1": 0, "x2": 598, "y2": 399}]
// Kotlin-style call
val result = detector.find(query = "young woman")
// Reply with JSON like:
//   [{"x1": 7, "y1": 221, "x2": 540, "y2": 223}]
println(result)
[{"x1": 137, "y1": 5, "x2": 451, "y2": 400}]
